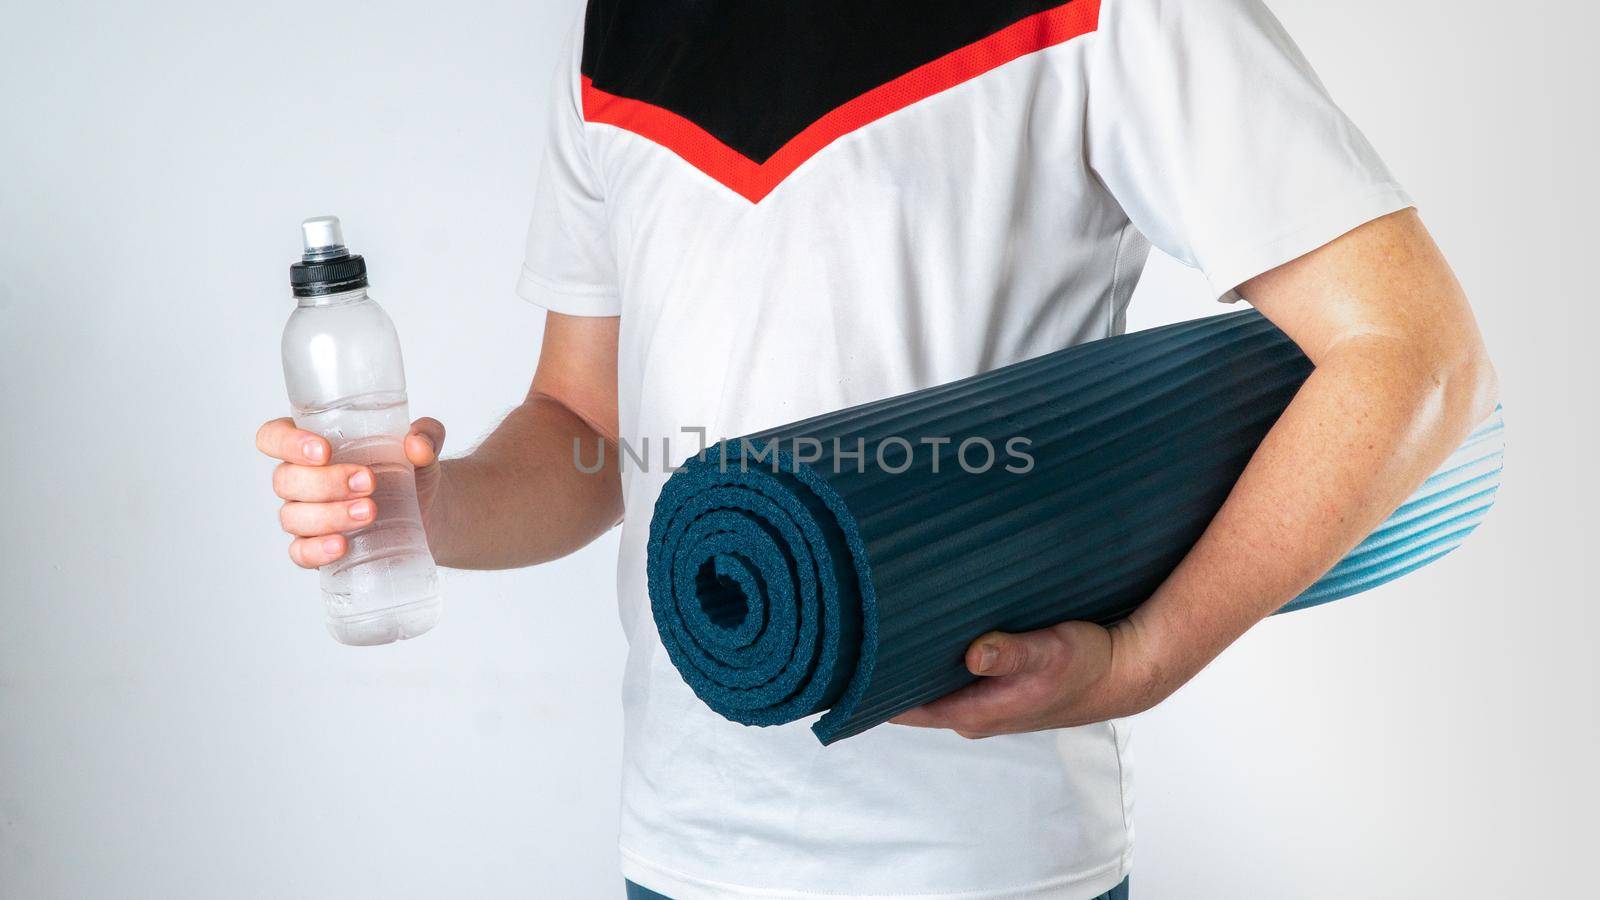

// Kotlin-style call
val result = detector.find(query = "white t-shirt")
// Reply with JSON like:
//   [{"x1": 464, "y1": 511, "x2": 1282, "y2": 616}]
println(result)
[{"x1": 518, "y1": 0, "x2": 1410, "y2": 896}]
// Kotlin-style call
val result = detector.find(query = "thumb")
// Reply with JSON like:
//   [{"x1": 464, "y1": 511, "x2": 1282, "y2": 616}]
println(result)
[
  {"x1": 405, "y1": 417, "x2": 446, "y2": 468},
  {"x1": 966, "y1": 629, "x2": 1062, "y2": 678}
]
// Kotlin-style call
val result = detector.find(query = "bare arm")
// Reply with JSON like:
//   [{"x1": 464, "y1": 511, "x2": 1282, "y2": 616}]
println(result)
[
  {"x1": 894, "y1": 208, "x2": 1499, "y2": 737},
  {"x1": 260, "y1": 312, "x2": 623, "y2": 572},
  {"x1": 425, "y1": 312, "x2": 623, "y2": 569}
]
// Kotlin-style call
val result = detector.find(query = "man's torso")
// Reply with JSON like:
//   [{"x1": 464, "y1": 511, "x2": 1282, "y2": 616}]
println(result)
[{"x1": 581, "y1": 3, "x2": 1142, "y2": 896}]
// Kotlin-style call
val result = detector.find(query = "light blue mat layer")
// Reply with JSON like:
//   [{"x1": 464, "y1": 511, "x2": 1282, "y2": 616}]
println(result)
[{"x1": 647, "y1": 310, "x2": 1504, "y2": 744}]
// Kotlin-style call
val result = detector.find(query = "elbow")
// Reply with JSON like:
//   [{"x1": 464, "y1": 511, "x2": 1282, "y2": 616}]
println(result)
[
  {"x1": 1347, "y1": 324, "x2": 1500, "y2": 435},
  {"x1": 1465, "y1": 343, "x2": 1500, "y2": 422},
  {"x1": 1430, "y1": 333, "x2": 1500, "y2": 431}
]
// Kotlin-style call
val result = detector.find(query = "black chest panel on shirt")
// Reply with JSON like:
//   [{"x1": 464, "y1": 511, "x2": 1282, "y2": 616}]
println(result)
[{"x1": 580, "y1": 0, "x2": 1068, "y2": 164}]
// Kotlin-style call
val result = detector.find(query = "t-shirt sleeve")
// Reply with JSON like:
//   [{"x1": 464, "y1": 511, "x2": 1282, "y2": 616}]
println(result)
[
  {"x1": 1085, "y1": 0, "x2": 1413, "y2": 300},
  {"x1": 516, "y1": 15, "x2": 621, "y2": 316}
]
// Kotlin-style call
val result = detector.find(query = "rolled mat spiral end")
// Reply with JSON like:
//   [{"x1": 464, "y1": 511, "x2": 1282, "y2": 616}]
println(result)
[{"x1": 646, "y1": 310, "x2": 1505, "y2": 745}]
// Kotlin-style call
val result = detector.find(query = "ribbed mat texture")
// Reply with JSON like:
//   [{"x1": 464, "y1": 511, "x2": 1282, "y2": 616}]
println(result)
[{"x1": 647, "y1": 310, "x2": 1504, "y2": 744}]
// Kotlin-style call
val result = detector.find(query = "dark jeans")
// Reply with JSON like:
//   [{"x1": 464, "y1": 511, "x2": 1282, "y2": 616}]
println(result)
[{"x1": 626, "y1": 877, "x2": 1131, "y2": 899}]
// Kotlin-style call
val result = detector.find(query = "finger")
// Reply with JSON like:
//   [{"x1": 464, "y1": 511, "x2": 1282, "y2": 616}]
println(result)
[
  {"x1": 272, "y1": 462, "x2": 375, "y2": 502},
  {"x1": 288, "y1": 534, "x2": 347, "y2": 569},
  {"x1": 890, "y1": 678, "x2": 1028, "y2": 736},
  {"x1": 405, "y1": 418, "x2": 446, "y2": 468},
  {"x1": 278, "y1": 498, "x2": 376, "y2": 537},
  {"x1": 889, "y1": 706, "x2": 949, "y2": 729},
  {"x1": 256, "y1": 417, "x2": 330, "y2": 465},
  {"x1": 967, "y1": 629, "x2": 1066, "y2": 678},
  {"x1": 893, "y1": 631, "x2": 1075, "y2": 735}
]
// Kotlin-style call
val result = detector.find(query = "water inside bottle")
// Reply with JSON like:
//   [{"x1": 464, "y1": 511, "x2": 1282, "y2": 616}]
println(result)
[{"x1": 294, "y1": 392, "x2": 440, "y2": 645}]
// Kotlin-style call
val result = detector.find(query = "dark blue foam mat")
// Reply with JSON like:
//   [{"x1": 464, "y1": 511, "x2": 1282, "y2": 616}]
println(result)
[{"x1": 647, "y1": 309, "x2": 1504, "y2": 744}]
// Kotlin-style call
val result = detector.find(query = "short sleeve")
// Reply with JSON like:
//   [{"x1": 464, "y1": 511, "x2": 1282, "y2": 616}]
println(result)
[
  {"x1": 517, "y1": 15, "x2": 621, "y2": 316},
  {"x1": 1086, "y1": 0, "x2": 1414, "y2": 300}
]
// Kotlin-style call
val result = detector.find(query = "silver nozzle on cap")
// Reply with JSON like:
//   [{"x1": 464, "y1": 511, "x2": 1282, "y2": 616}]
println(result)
[{"x1": 301, "y1": 216, "x2": 346, "y2": 259}]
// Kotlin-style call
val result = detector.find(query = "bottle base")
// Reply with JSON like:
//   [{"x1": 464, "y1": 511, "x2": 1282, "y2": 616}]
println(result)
[{"x1": 326, "y1": 595, "x2": 442, "y2": 646}]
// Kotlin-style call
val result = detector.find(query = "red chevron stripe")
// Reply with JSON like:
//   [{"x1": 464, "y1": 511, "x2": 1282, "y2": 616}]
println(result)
[{"x1": 581, "y1": 0, "x2": 1100, "y2": 203}]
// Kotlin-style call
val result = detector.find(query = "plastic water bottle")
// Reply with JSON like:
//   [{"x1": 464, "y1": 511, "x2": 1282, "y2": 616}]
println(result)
[{"x1": 281, "y1": 216, "x2": 441, "y2": 645}]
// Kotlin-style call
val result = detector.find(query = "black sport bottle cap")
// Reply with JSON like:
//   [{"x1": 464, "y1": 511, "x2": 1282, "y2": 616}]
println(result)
[{"x1": 289, "y1": 215, "x2": 368, "y2": 297}]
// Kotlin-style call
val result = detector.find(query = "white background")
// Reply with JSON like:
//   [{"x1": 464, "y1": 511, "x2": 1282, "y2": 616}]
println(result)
[{"x1": 1, "y1": 1, "x2": 1594, "y2": 896}]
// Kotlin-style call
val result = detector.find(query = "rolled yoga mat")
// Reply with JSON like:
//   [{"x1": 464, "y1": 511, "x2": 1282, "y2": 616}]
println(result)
[{"x1": 647, "y1": 309, "x2": 1504, "y2": 744}]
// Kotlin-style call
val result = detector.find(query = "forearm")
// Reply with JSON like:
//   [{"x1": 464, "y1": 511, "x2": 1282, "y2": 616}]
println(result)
[
  {"x1": 425, "y1": 394, "x2": 622, "y2": 570},
  {"x1": 1110, "y1": 332, "x2": 1498, "y2": 711},
  {"x1": 891, "y1": 214, "x2": 1501, "y2": 740}
]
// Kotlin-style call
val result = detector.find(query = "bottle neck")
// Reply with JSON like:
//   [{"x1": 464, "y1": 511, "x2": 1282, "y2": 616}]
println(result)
[{"x1": 295, "y1": 286, "x2": 369, "y2": 309}]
